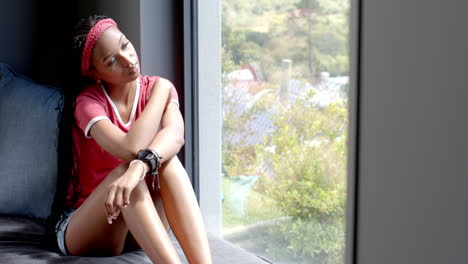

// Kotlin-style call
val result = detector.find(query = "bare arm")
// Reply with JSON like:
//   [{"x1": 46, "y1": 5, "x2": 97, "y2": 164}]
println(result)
[
  {"x1": 104, "y1": 102, "x2": 185, "y2": 221},
  {"x1": 89, "y1": 78, "x2": 173, "y2": 162},
  {"x1": 93, "y1": 79, "x2": 185, "y2": 217},
  {"x1": 146, "y1": 102, "x2": 185, "y2": 164}
]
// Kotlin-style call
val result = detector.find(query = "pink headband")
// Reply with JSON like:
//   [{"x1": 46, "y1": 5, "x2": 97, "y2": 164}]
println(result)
[{"x1": 81, "y1": 18, "x2": 118, "y2": 76}]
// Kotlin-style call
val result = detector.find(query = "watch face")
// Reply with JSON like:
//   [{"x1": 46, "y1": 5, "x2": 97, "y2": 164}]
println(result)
[
  {"x1": 146, "y1": 152, "x2": 155, "y2": 159},
  {"x1": 139, "y1": 150, "x2": 154, "y2": 160}
]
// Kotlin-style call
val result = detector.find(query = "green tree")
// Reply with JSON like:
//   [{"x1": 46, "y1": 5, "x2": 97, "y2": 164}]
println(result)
[
  {"x1": 222, "y1": 0, "x2": 349, "y2": 81},
  {"x1": 221, "y1": 1, "x2": 350, "y2": 262},
  {"x1": 254, "y1": 89, "x2": 348, "y2": 263}
]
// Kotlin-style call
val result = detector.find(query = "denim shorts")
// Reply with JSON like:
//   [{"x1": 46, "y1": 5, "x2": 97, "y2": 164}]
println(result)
[{"x1": 55, "y1": 208, "x2": 77, "y2": 256}]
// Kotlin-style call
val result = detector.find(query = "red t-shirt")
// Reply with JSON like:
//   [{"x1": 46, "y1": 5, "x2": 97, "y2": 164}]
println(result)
[{"x1": 67, "y1": 75, "x2": 179, "y2": 208}]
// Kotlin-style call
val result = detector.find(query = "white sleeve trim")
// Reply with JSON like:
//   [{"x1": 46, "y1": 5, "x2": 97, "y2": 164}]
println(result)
[
  {"x1": 84, "y1": 116, "x2": 110, "y2": 139},
  {"x1": 170, "y1": 99, "x2": 180, "y2": 107}
]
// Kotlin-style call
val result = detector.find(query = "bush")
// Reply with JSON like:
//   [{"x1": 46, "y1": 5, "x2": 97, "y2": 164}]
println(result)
[
  {"x1": 221, "y1": 1, "x2": 350, "y2": 262},
  {"x1": 254, "y1": 88, "x2": 348, "y2": 262},
  {"x1": 265, "y1": 217, "x2": 345, "y2": 264}
]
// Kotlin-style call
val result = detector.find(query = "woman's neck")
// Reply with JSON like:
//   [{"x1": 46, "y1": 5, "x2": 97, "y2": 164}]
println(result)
[{"x1": 103, "y1": 80, "x2": 136, "y2": 106}]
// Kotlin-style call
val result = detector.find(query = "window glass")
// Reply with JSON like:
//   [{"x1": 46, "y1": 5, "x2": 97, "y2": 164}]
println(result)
[{"x1": 221, "y1": 0, "x2": 350, "y2": 263}]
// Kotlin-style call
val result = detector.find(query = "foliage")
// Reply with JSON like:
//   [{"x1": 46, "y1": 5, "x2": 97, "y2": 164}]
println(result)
[
  {"x1": 222, "y1": 0, "x2": 350, "y2": 80},
  {"x1": 222, "y1": 83, "x2": 348, "y2": 262},
  {"x1": 265, "y1": 217, "x2": 345, "y2": 264},
  {"x1": 221, "y1": 0, "x2": 350, "y2": 262},
  {"x1": 222, "y1": 176, "x2": 283, "y2": 229},
  {"x1": 251, "y1": 89, "x2": 347, "y2": 262}
]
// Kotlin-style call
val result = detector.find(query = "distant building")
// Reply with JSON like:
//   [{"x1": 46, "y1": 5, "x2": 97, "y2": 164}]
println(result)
[{"x1": 223, "y1": 68, "x2": 349, "y2": 146}]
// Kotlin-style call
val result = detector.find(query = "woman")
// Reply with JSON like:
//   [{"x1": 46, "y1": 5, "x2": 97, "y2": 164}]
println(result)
[{"x1": 53, "y1": 15, "x2": 212, "y2": 264}]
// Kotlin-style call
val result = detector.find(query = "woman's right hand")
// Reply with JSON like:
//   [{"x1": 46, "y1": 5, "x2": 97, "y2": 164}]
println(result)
[{"x1": 104, "y1": 162, "x2": 147, "y2": 224}]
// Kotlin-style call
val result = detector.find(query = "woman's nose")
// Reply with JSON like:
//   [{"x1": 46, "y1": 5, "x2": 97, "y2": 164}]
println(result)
[{"x1": 120, "y1": 52, "x2": 134, "y2": 67}]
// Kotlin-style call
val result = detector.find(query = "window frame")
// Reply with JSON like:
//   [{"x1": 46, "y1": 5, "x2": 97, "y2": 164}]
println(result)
[
  {"x1": 184, "y1": 0, "x2": 222, "y2": 237},
  {"x1": 346, "y1": 0, "x2": 361, "y2": 263},
  {"x1": 186, "y1": 2, "x2": 361, "y2": 264}
]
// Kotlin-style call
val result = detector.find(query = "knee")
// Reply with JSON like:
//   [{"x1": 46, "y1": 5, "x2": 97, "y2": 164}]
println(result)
[{"x1": 128, "y1": 179, "x2": 151, "y2": 203}]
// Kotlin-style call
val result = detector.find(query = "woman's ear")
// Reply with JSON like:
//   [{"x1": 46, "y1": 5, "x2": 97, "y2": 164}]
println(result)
[{"x1": 87, "y1": 68, "x2": 100, "y2": 82}]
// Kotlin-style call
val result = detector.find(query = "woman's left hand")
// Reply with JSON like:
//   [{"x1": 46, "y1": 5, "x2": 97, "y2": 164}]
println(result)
[{"x1": 104, "y1": 163, "x2": 144, "y2": 224}]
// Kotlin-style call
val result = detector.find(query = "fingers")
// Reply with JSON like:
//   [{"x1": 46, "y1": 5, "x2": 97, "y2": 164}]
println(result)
[
  {"x1": 115, "y1": 185, "x2": 132, "y2": 209},
  {"x1": 123, "y1": 186, "x2": 131, "y2": 207},
  {"x1": 114, "y1": 208, "x2": 121, "y2": 221},
  {"x1": 105, "y1": 184, "x2": 133, "y2": 224},
  {"x1": 105, "y1": 186, "x2": 117, "y2": 224},
  {"x1": 114, "y1": 187, "x2": 124, "y2": 210}
]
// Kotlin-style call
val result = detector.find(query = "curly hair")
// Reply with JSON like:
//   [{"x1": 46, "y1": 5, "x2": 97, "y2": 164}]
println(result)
[{"x1": 48, "y1": 15, "x2": 111, "y2": 233}]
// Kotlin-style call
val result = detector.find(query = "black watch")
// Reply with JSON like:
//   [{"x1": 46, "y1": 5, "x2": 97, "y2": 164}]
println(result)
[{"x1": 135, "y1": 149, "x2": 162, "y2": 175}]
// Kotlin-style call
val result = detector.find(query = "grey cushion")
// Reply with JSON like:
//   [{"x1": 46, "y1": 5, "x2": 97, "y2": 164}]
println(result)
[
  {"x1": 0, "y1": 216, "x2": 267, "y2": 264},
  {"x1": 0, "y1": 63, "x2": 61, "y2": 219}
]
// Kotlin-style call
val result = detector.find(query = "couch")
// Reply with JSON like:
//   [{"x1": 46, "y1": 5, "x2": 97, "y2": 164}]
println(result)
[{"x1": 0, "y1": 62, "x2": 267, "y2": 263}]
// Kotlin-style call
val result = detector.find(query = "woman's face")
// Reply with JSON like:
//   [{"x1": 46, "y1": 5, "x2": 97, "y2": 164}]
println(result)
[{"x1": 89, "y1": 26, "x2": 140, "y2": 85}]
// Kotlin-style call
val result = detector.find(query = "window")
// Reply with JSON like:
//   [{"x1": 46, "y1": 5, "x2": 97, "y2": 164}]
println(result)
[
  {"x1": 194, "y1": 0, "x2": 354, "y2": 263},
  {"x1": 220, "y1": 1, "x2": 350, "y2": 263}
]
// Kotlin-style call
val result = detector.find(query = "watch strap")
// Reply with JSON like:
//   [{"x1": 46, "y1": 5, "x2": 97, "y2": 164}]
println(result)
[
  {"x1": 136, "y1": 149, "x2": 162, "y2": 175},
  {"x1": 148, "y1": 149, "x2": 162, "y2": 175}
]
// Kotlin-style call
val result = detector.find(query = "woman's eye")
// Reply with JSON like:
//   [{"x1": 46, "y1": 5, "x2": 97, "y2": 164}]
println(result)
[
  {"x1": 122, "y1": 42, "x2": 130, "y2": 50},
  {"x1": 108, "y1": 57, "x2": 117, "y2": 66}
]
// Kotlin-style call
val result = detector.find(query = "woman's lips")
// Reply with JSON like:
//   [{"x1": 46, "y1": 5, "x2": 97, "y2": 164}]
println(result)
[{"x1": 129, "y1": 63, "x2": 139, "y2": 75}]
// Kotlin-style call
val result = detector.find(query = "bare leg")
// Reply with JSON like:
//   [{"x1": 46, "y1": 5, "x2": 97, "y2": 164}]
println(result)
[
  {"x1": 120, "y1": 178, "x2": 181, "y2": 263},
  {"x1": 124, "y1": 157, "x2": 212, "y2": 263},
  {"x1": 65, "y1": 164, "x2": 182, "y2": 263},
  {"x1": 157, "y1": 156, "x2": 212, "y2": 264},
  {"x1": 124, "y1": 186, "x2": 170, "y2": 251}
]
